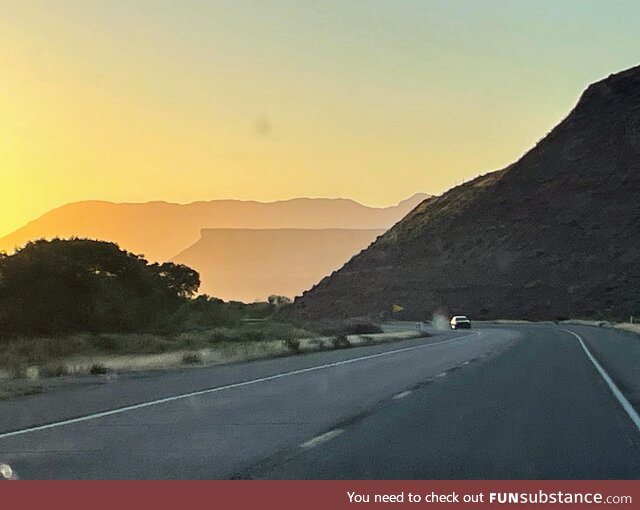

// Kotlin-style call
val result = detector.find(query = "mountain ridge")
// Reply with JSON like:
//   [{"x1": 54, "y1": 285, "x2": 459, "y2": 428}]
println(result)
[
  {"x1": 0, "y1": 193, "x2": 429, "y2": 263},
  {"x1": 293, "y1": 65, "x2": 640, "y2": 320}
]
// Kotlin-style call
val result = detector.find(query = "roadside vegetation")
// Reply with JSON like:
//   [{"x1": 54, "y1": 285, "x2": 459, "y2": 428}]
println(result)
[
  {"x1": 558, "y1": 319, "x2": 640, "y2": 335},
  {"x1": 0, "y1": 239, "x2": 411, "y2": 383},
  {"x1": 0, "y1": 319, "x2": 405, "y2": 380},
  {"x1": 615, "y1": 323, "x2": 640, "y2": 335}
]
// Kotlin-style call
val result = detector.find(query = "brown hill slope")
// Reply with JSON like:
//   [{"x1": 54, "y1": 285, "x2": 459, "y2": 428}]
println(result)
[
  {"x1": 173, "y1": 229, "x2": 384, "y2": 302},
  {"x1": 0, "y1": 194, "x2": 428, "y2": 262},
  {"x1": 294, "y1": 66, "x2": 640, "y2": 321}
]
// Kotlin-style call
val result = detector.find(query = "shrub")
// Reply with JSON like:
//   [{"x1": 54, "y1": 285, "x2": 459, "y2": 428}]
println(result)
[
  {"x1": 259, "y1": 322, "x2": 314, "y2": 340},
  {"x1": 96, "y1": 333, "x2": 170, "y2": 354},
  {"x1": 346, "y1": 322, "x2": 383, "y2": 335},
  {"x1": 40, "y1": 363, "x2": 69, "y2": 378},
  {"x1": 283, "y1": 338, "x2": 301, "y2": 353},
  {"x1": 313, "y1": 339, "x2": 326, "y2": 350},
  {"x1": 176, "y1": 296, "x2": 243, "y2": 330},
  {"x1": 3, "y1": 358, "x2": 27, "y2": 379},
  {"x1": 306, "y1": 319, "x2": 382, "y2": 337},
  {"x1": 182, "y1": 352, "x2": 202, "y2": 365},
  {"x1": 332, "y1": 335, "x2": 352, "y2": 349},
  {"x1": 89, "y1": 363, "x2": 109, "y2": 375},
  {"x1": 241, "y1": 329, "x2": 266, "y2": 342},
  {"x1": 174, "y1": 331, "x2": 207, "y2": 349}
]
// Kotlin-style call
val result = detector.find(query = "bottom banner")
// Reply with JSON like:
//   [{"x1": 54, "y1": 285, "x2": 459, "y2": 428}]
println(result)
[{"x1": 1, "y1": 480, "x2": 637, "y2": 509}]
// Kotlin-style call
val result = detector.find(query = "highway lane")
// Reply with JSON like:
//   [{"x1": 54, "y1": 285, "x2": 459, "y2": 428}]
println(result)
[
  {"x1": 255, "y1": 325, "x2": 640, "y2": 479},
  {"x1": 0, "y1": 327, "x2": 514, "y2": 479},
  {"x1": 1, "y1": 324, "x2": 638, "y2": 479}
]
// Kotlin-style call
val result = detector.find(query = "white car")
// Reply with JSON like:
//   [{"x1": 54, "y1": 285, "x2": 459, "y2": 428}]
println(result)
[{"x1": 450, "y1": 315, "x2": 471, "y2": 329}]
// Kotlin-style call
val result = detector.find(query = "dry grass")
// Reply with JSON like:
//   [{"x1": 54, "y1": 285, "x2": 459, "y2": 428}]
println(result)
[
  {"x1": 615, "y1": 323, "x2": 640, "y2": 335},
  {"x1": 561, "y1": 319, "x2": 612, "y2": 327},
  {"x1": 491, "y1": 319, "x2": 537, "y2": 324},
  {"x1": 0, "y1": 325, "x2": 424, "y2": 382},
  {"x1": 0, "y1": 322, "x2": 314, "y2": 378}
]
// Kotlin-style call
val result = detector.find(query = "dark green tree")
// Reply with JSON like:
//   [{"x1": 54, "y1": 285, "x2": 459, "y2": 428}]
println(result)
[
  {"x1": 150, "y1": 262, "x2": 200, "y2": 299},
  {"x1": 0, "y1": 238, "x2": 200, "y2": 337}
]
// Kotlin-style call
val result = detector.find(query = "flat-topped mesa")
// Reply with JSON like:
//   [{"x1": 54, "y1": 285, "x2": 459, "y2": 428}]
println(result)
[{"x1": 172, "y1": 228, "x2": 385, "y2": 302}]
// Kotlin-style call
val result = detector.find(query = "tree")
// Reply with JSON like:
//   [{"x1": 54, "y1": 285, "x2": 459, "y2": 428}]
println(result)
[
  {"x1": 0, "y1": 239, "x2": 200, "y2": 337},
  {"x1": 150, "y1": 262, "x2": 200, "y2": 298},
  {"x1": 268, "y1": 295, "x2": 292, "y2": 308}
]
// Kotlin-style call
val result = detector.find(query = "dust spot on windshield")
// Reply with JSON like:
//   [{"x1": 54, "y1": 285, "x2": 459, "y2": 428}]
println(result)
[{"x1": 0, "y1": 463, "x2": 18, "y2": 480}]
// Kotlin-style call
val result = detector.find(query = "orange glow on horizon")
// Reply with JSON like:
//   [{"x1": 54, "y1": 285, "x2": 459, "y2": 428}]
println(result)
[{"x1": 2, "y1": 1, "x2": 639, "y2": 237}]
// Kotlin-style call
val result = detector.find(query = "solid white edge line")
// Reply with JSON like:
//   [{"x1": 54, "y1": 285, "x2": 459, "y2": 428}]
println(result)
[
  {"x1": 0, "y1": 332, "x2": 478, "y2": 440},
  {"x1": 562, "y1": 328, "x2": 640, "y2": 433}
]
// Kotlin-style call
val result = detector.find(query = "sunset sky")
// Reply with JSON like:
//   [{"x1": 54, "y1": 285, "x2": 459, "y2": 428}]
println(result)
[{"x1": 2, "y1": 0, "x2": 640, "y2": 238}]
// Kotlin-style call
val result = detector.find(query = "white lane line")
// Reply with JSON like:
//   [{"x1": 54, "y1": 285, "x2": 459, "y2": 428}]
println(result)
[
  {"x1": 300, "y1": 429, "x2": 343, "y2": 449},
  {"x1": 392, "y1": 391, "x2": 412, "y2": 400},
  {"x1": 0, "y1": 332, "x2": 478, "y2": 440},
  {"x1": 562, "y1": 328, "x2": 640, "y2": 433}
]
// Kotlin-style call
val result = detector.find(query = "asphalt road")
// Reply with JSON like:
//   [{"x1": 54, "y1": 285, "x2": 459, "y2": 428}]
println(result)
[{"x1": 0, "y1": 324, "x2": 638, "y2": 479}]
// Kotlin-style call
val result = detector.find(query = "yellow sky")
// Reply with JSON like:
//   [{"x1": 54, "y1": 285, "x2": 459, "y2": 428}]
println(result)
[{"x1": 2, "y1": 1, "x2": 639, "y2": 238}]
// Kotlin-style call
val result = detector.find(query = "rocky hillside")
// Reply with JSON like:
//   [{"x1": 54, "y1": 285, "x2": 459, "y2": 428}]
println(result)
[{"x1": 294, "y1": 66, "x2": 640, "y2": 321}]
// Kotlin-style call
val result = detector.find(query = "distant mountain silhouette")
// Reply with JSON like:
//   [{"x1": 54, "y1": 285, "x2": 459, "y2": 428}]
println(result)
[
  {"x1": 0, "y1": 194, "x2": 429, "y2": 263},
  {"x1": 173, "y1": 229, "x2": 385, "y2": 302},
  {"x1": 293, "y1": 66, "x2": 640, "y2": 320}
]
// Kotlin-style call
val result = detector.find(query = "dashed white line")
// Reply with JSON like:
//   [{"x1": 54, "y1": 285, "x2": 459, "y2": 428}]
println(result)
[
  {"x1": 300, "y1": 429, "x2": 343, "y2": 449},
  {"x1": 0, "y1": 332, "x2": 478, "y2": 440},
  {"x1": 562, "y1": 328, "x2": 640, "y2": 433}
]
